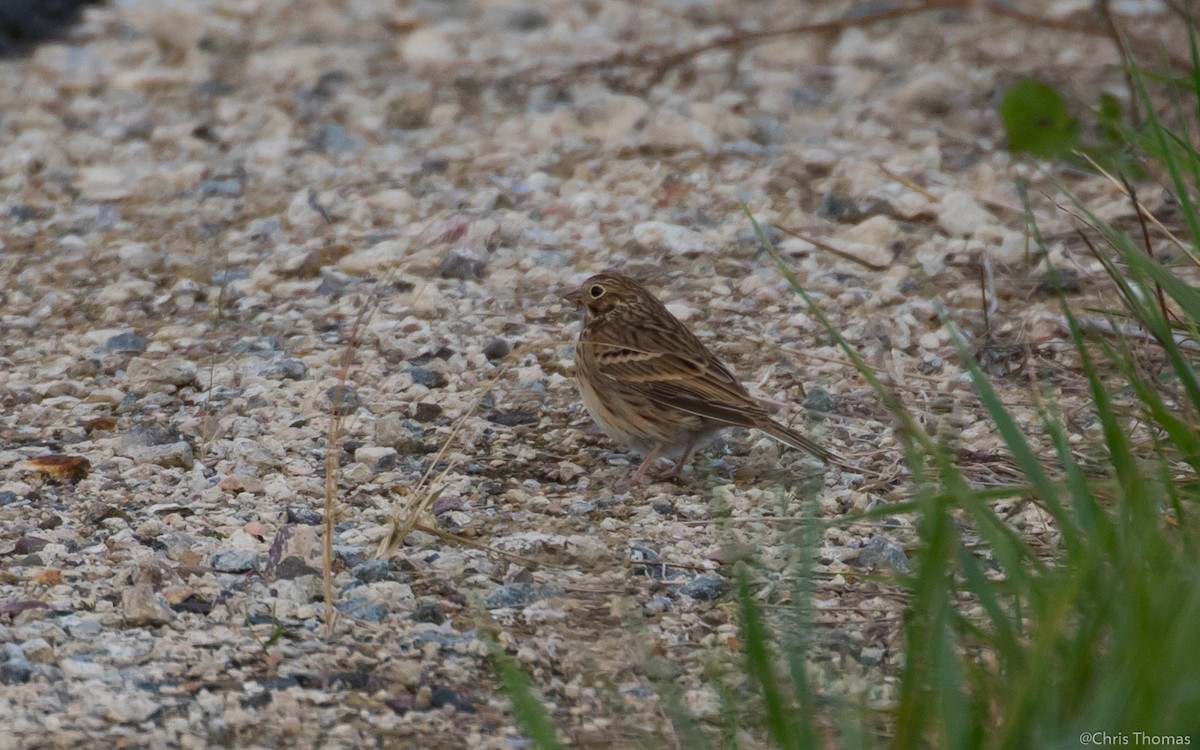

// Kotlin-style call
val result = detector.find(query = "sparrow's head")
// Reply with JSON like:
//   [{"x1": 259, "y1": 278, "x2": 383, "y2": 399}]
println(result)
[{"x1": 563, "y1": 273, "x2": 655, "y2": 320}]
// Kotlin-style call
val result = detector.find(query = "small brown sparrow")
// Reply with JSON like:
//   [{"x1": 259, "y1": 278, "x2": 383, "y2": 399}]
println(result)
[{"x1": 564, "y1": 272, "x2": 831, "y2": 483}]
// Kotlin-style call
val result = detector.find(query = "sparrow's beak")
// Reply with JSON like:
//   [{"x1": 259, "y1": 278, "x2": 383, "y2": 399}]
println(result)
[{"x1": 563, "y1": 289, "x2": 584, "y2": 309}]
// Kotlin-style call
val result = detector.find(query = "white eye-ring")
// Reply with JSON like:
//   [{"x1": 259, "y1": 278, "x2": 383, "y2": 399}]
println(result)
[{"x1": 589, "y1": 285, "x2": 604, "y2": 298}]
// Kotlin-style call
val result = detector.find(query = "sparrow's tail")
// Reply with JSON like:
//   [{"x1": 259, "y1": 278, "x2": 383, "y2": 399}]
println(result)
[
  {"x1": 758, "y1": 418, "x2": 881, "y2": 477},
  {"x1": 758, "y1": 419, "x2": 834, "y2": 463}
]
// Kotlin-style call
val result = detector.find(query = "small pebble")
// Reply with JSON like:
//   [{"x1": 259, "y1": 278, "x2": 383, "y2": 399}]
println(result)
[
  {"x1": 482, "y1": 338, "x2": 510, "y2": 360},
  {"x1": 341, "y1": 598, "x2": 388, "y2": 622},
  {"x1": 260, "y1": 358, "x2": 308, "y2": 380},
  {"x1": 286, "y1": 505, "x2": 322, "y2": 525},
  {"x1": 122, "y1": 584, "x2": 175, "y2": 627},
  {"x1": 678, "y1": 574, "x2": 727, "y2": 601},
  {"x1": 409, "y1": 366, "x2": 447, "y2": 389},
  {"x1": 412, "y1": 402, "x2": 443, "y2": 422},
  {"x1": 105, "y1": 332, "x2": 148, "y2": 353},
  {"x1": 485, "y1": 410, "x2": 537, "y2": 426},
  {"x1": 436, "y1": 253, "x2": 486, "y2": 280},
  {"x1": 412, "y1": 600, "x2": 447, "y2": 624},
  {"x1": 198, "y1": 178, "x2": 243, "y2": 197},
  {"x1": 313, "y1": 122, "x2": 355, "y2": 155},
  {"x1": 855, "y1": 536, "x2": 911, "y2": 574},
  {"x1": 211, "y1": 549, "x2": 258, "y2": 573},
  {"x1": 351, "y1": 559, "x2": 392, "y2": 583},
  {"x1": 483, "y1": 583, "x2": 542, "y2": 610},
  {"x1": 507, "y1": 9, "x2": 548, "y2": 30},
  {"x1": 632, "y1": 221, "x2": 707, "y2": 256},
  {"x1": 802, "y1": 386, "x2": 837, "y2": 419},
  {"x1": 124, "y1": 442, "x2": 194, "y2": 469},
  {"x1": 325, "y1": 385, "x2": 362, "y2": 416}
]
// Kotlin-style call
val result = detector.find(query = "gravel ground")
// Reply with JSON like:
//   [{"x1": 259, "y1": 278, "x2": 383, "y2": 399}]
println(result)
[{"x1": 0, "y1": 0, "x2": 1179, "y2": 747}]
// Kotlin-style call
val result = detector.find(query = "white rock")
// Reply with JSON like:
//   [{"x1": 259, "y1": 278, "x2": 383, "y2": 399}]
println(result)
[
  {"x1": 690, "y1": 101, "x2": 752, "y2": 141},
  {"x1": 117, "y1": 242, "x2": 154, "y2": 269},
  {"x1": 284, "y1": 189, "x2": 324, "y2": 231},
  {"x1": 77, "y1": 165, "x2": 132, "y2": 201},
  {"x1": 337, "y1": 239, "x2": 411, "y2": 274},
  {"x1": 845, "y1": 215, "x2": 901, "y2": 246},
  {"x1": 895, "y1": 67, "x2": 962, "y2": 114},
  {"x1": 830, "y1": 28, "x2": 901, "y2": 65},
  {"x1": 355, "y1": 446, "x2": 398, "y2": 465},
  {"x1": 274, "y1": 576, "x2": 322, "y2": 604},
  {"x1": 61, "y1": 658, "x2": 106, "y2": 680},
  {"x1": 665, "y1": 302, "x2": 696, "y2": 321},
  {"x1": 124, "y1": 442, "x2": 195, "y2": 470},
  {"x1": 977, "y1": 226, "x2": 1028, "y2": 266},
  {"x1": 82, "y1": 329, "x2": 133, "y2": 347},
  {"x1": 633, "y1": 221, "x2": 708, "y2": 256},
  {"x1": 837, "y1": 242, "x2": 893, "y2": 269},
  {"x1": 106, "y1": 695, "x2": 162, "y2": 724},
  {"x1": 20, "y1": 638, "x2": 53, "y2": 663},
  {"x1": 787, "y1": 145, "x2": 839, "y2": 173},
  {"x1": 125, "y1": 357, "x2": 198, "y2": 389},
  {"x1": 565, "y1": 535, "x2": 609, "y2": 565},
  {"x1": 637, "y1": 109, "x2": 718, "y2": 152},
  {"x1": 368, "y1": 189, "x2": 417, "y2": 215},
  {"x1": 122, "y1": 583, "x2": 175, "y2": 627},
  {"x1": 685, "y1": 687, "x2": 722, "y2": 720},
  {"x1": 343, "y1": 462, "x2": 371, "y2": 483},
  {"x1": 401, "y1": 28, "x2": 458, "y2": 71},
  {"x1": 392, "y1": 658, "x2": 423, "y2": 688},
  {"x1": 938, "y1": 192, "x2": 997, "y2": 237},
  {"x1": 110, "y1": 67, "x2": 193, "y2": 91}
]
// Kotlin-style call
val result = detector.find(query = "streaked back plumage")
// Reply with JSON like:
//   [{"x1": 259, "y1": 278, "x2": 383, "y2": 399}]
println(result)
[{"x1": 567, "y1": 273, "x2": 831, "y2": 466}]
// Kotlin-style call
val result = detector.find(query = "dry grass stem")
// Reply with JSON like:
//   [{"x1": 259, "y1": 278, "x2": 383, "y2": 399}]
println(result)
[{"x1": 323, "y1": 297, "x2": 378, "y2": 640}]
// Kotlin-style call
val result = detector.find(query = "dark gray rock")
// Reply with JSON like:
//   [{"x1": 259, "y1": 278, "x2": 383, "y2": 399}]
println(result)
[
  {"x1": 678, "y1": 574, "x2": 727, "y2": 601},
  {"x1": 507, "y1": 9, "x2": 547, "y2": 30},
  {"x1": 198, "y1": 178, "x2": 243, "y2": 197},
  {"x1": 855, "y1": 535, "x2": 911, "y2": 574},
  {"x1": 482, "y1": 338, "x2": 510, "y2": 360},
  {"x1": 435, "y1": 253, "x2": 485, "y2": 280},
  {"x1": 211, "y1": 549, "x2": 258, "y2": 574},
  {"x1": 483, "y1": 583, "x2": 544, "y2": 610},
  {"x1": 324, "y1": 384, "x2": 361, "y2": 416},
  {"x1": 485, "y1": 409, "x2": 536, "y2": 426},
  {"x1": 260, "y1": 358, "x2": 308, "y2": 381},
  {"x1": 123, "y1": 442, "x2": 194, "y2": 469},
  {"x1": 351, "y1": 559, "x2": 391, "y2": 584},
  {"x1": 313, "y1": 122, "x2": 355, "y2": 154},
  {"x1": 105, "y1": 332, "x2": 147, "y2": 353},
  {"x1": 341, "y1": 598, "x2": 387, "y2": 622},
  {"x1": 412, "y1": 402, "x2": 442, "y2": 422},
  {"x1": 409, "y1": 367, "x2": 447, "y2": 389},
  {"x1": 802, "y1": 386, "x2": 837, "y2": 419}
]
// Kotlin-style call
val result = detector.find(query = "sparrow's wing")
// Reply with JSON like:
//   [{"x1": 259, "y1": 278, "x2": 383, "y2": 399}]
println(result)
[{"x1": 585, "y1": 322, "x2": 764, "y2": 429}]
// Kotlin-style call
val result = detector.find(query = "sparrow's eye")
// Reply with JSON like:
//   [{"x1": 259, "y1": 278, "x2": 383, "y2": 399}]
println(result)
[{"x1": 589, "y1": 285, "x2": 604, "y2": 298}]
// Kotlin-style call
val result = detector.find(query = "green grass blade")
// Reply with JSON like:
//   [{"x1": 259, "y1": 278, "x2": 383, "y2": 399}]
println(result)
[
  {"x1": 734, "y1": 563, "x2": 805, "y2": 750},
  {"x1": 943, "y1": 324, "x2": 1057, "y2": 502},
  {"x1": 491, "y1": 645, "x2": 565, "y2": 750},
  {"x1": 1129, "y1": 53, "x2": 1200, "y2": 259}
]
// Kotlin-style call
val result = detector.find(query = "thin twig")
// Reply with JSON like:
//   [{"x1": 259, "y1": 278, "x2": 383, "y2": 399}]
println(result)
[
  {"x1": 776, "y1": 226, "x2": 891, "y2": 272},
  {"x1": 876, "y1": 162, "x2": 939, "y2": 202},
  {"x1": 1076, "y1": 150, "x2": 1195, "y2": 264},
  {"x1": 323, "y1": 297, "x2": 378, "y2": 640},
  {"x1": 1119, "y1": 172, "x2": 1174, "y2": 325},
  {"x1": 483, "y1": 0, "x2": 1186, "y2": 92},
  {"x1": 376, "y1": 364, "x2": 509, "y2": 559},
  {"x1": 412, "y1": 522, "x2": 548, "y2": 568}
]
